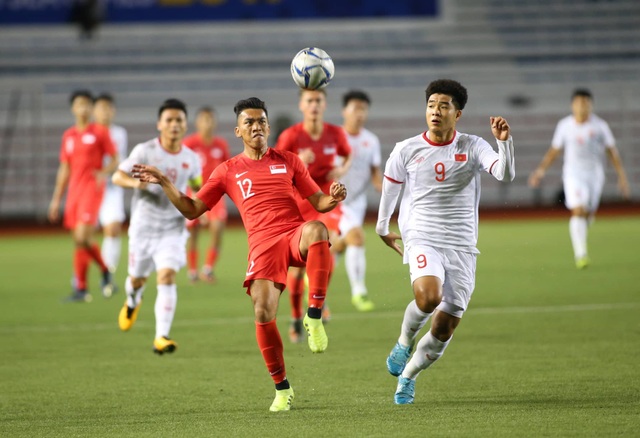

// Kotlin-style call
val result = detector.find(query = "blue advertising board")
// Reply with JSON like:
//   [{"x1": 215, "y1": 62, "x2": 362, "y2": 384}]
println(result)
[{"x1": 0, "y1": 0, "x2": 438, "y2": 24}]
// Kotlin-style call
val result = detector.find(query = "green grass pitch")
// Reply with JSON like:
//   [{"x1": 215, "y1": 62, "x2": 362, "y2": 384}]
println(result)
[{"x1": 1, "y1": 217, "x2": 639, "y2": 437}]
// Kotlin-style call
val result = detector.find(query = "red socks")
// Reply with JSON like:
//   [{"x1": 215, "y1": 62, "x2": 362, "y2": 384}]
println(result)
[
  {"x1": 205, "y1": 248, "x2": 218, "y2": 269},
  {"x1": 287, "y1": 271, "x2": 304, "y2": 319},
  {"x1": 306, "y1": 241, "x2": 331, "y2": 310},
  {"x1": 87, "y1": 244, "x2": 108, "y2": 272},
  {"x1": 188, "y1": 249, "x2": 198, "y2": 271},
  {"x1": 255, "y1": 320, "x2": 286, "y2": 384}
]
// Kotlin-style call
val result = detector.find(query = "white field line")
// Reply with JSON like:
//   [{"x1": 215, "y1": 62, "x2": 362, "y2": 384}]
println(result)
[{"x1": 1, "y1": 302, "x2": 639, "y2": 334}]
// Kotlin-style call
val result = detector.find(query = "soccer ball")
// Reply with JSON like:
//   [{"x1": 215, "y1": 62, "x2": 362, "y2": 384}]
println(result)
[{"x1": 290, "y1": 47, "x2": 335, "y2": 90}]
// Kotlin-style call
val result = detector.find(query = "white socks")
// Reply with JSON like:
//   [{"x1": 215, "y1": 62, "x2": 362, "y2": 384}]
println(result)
[
  {"x1": 155, "y1": 284, "x2": 177, "y2": 339},
  {"x1": 101, "y1": 236, "x2": 122, "y2": 272},
  {"x1": 569, "y1": 216, "x2": 588, "y2": 259},
  {"x1": 345, "y1": 245, "x2": 367, "y2": 296},
  {"x1": 402, "y1": 331, "x2": 451, "y2": 380},
  {"x1": 398, "y1": 300, "x2": 432, "y2": 347},
  {"x1": 125, "y1": 277, "x2": 145, "y2": 308}
]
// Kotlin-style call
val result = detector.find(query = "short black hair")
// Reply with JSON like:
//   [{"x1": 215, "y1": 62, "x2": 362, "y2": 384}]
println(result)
[
  {"x1": 94, "y1": 93, "x2": 114, "y2": 104},
  {"x1": 69, "y1": 89, "x2": 93, "y2": 106},
  {"x1": 425, "y1": 79, "x2": 468, "y2": 110},
  {"x1": 572, "y1": 88, "x2": 593, "y2": 100},
  {"x1": 158, "y1": 98, "x2": 188, "y2": 119},
  {"x1": 197, "y1": 106, "x2": 216, "y2": 116},
  {"x1": 342, "y1": 90, "x2": 371, "y2": 108},
  {"x1": 233, "y1": 97, "x2": 268, "y2": 119}
]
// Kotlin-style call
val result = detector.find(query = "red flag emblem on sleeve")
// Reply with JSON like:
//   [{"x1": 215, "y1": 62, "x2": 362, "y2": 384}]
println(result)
[
  {"x1": 270, "y1": 164, "x2": 287, "y2": 174},
  {"x1": 455, "y1": 154, "x2": 467, "y2": 162}
]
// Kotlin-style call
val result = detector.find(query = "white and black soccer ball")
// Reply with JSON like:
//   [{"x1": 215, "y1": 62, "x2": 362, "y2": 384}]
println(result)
[{"x1": 290, "y1": 47, "x2": 335, "y2": 90}]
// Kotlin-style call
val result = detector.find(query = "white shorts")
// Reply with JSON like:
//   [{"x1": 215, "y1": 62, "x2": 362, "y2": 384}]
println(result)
[
  {"x1": 99, "y1": 186, "x2": 126, "y2": 226},
  {"x1": 128, "y1": 231, "x2": 188, "y2": 278},
  {"x1": 563, "y1": 174, "x2": 604, "y2": 212},
  {"x1": 339, "y1": 195, "x2": 367, "y2": 236},
  {"x1": 405, "y1": 244, "x2": 476, "y2": 318}
]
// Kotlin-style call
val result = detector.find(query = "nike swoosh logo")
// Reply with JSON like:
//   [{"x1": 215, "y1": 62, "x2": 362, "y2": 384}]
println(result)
[
  {"x1": 312, "y1": 294, "x2": 324, "y2": 299},
  {"x1": 246, "y1": 260, "x2": 255, "y2": 276},
  {"x1": 235, "y1": 171, "x2": 248, "y2": 178}
]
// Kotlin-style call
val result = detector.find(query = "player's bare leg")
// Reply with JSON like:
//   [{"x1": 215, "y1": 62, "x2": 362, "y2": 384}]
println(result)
[
  {"x1": 201, "y1": 218, "x2": 224, "y2": 283},
  {"x1": 153, "y1": 268, "x2": 178, "y2": 355},
  {"x1": 250, "y1": 280, "x2": 293, "y2": 411},
  {"x1": 186, "y1": 223, "x2": 200, "y2": 283},
  {"x1": 343, "y1": 227, "x2": 374, "y2": 312},
  {"x1": 570, "y1": 206, "x2": 590, "y2": 269}
]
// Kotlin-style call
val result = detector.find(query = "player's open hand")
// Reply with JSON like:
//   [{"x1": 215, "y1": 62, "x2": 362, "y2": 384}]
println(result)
[
  {"x1": 131, "y1": 164, "x2": 165, "y2": 185},
  {"x1": 47, "y1": 200, "x2": 60, "y2": 223},
  {"x1": 329, "y1": 181, "x2": 347, "y2": 202},
  {"x1": 528, "y1": 167, "x2": 545, "y2": 188},
  {"x1": 490, "y1": 117, "x2": 510, "y2": 141},
  {"x1": 379, "y1": 231, "x2": 403, "y2": 256}
]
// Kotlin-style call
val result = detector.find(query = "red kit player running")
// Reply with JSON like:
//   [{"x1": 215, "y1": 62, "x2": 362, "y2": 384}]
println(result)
[
  {"x1": 276, "y1": 89, "x2": 352, "y2": 341},
  {"x1": 48, "y1": 90, "x2": 119, "y2": 302},
  {"x1": 130, "y1": 97, "x2": 347, "y2": 412},
  {"x1": 183, "y1": 106, "x2": 230, "y2": 283}
]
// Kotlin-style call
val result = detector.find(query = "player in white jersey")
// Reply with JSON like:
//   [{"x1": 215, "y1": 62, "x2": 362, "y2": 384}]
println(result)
[
  {"x1": 94, "y1": 93, "x2": 128, "y2": 277},
  {"x1": 112, "y1": 99, "x2": 202, "y2": 355},
  {"x1": 335, "y1": 90, "x2": 382, "y2": 312},
  {"x1": 529, "y1": 89, "x2": 630, "y2": 269},
  {"x1": 376, "y1": 79, "x2": 515, "y2": 404}
]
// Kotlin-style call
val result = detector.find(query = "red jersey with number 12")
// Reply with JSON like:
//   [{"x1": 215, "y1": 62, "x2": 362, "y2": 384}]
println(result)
[{"x1": 196, "y1": 148, "x2": 320, "y2": 245}]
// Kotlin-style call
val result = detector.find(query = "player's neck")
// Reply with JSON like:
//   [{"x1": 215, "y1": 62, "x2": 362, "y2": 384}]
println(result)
[
  {"x1": 427, "y1": 128, "x2": 455, "y2": 144},
  {"x1": 303, "y1": 119, "x2": 323, "y2": 139},
  {"x1": 199, "y1": 131, "x2": 213, "y2": 143},
  {"x1": 244, "y1": 145, "x2": 268, "y2": 160},
  {"x1": 573, "y1": 114, "x2": 589, "y2": 124},
  {"x1": 343, "y1": 123, "x2": 362, "y2": 136},
  {"x1": 75, "y1": 119, "x2": 90, "y2": 131},
  {"x1": 159, "y1": 136, "x2": 182, "y2": 153}
]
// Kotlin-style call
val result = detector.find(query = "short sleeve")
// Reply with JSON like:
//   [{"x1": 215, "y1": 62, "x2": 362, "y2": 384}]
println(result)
[
  {"x1": 335, "y1": 128, "x2": 352, "y2": 157},
  {"x1": 551, "y1": 120, "x2": 564, "y2": 150},
  {"x1": 195, "y1": 163, "x2": 227, "y2": 209},
  {"x1": 371, "y1": 134, "x2": 382, "y2": 167},
  {"x1": 601, "y1": 121, "x2": 616, "y2": 148},
  {"x1": 290, "y1": 152, "x2": 321, "y2": 198},
  {"x1": 383, "y1": 143, "x2": 408, "y2": 183},
  {"x1": 118, "y1": 143, "x2": 146, "y2": 173}
]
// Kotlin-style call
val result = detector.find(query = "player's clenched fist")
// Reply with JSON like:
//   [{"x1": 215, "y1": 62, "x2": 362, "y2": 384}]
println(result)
[
  {"x1": 490, "y1": 116, "x2": 511, "y2": 141},
  {"x1": 329, "y1": 181, "x2": 347, "y2": 202}
]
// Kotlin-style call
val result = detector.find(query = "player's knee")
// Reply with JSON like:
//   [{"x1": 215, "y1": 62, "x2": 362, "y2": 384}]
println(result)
[
  {"x1": 253, "y1": 303, "x2": 277, "y2": 323},
  {"x1": 431, "y1": 313, "x2": 460, "y2": 342},
  {"x1": 157, "y1": 269, "x2": 176, "y2": 285},
  {"x1": 302, "y1": 220, "x2": 329, "y2": 242},
  {"x1": 413, "y1": 282, "x2": 442, "y2": 313}
]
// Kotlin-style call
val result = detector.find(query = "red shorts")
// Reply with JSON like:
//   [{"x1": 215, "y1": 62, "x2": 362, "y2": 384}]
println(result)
[
  {"x1": 186, "y1": 199, "x2": 228, "y2": 228},
  {"x1": 243, "y1": 223, "x2": 307, "y2": 292},
  {"x1": 63, "y1": 186, "x2": 104, "y2": 229},
  {"x1": 297, "y1": 197, "x2": 342, "y2": 233}
]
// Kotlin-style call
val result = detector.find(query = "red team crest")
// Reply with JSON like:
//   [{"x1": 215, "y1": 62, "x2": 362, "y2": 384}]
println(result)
[
  {"x1": 270, "y1": 164, "x2": 287, "y2": 174},
  {"x1": 455, "y1": 154, "x2": 467, "y2": 162}
]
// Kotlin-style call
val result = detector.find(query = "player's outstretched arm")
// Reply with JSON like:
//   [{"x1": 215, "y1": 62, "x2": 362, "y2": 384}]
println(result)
[
  {"x1": 307, "y1": 181, "x2": 347, "y2": 213},
  {"x1": 48, "y1": 162, "x2": 70, "y2": 223},
  {"x1": 131, "y1": 164, "x2": 209, "y2": 220},
  {"x1": 375, "y1": 177, "x2": 403, "y2": 256},
  {"x1": 489, "y1": 116, "x2": 515, "y2": 182},
  {"x1": 528, "y1": 147, "x2": 561, "y2": 188}
]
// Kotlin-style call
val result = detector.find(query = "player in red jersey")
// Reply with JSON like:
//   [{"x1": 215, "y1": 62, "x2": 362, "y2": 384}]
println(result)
[
  {"x1": 131, "y1": 97, "x2": 346, "y2": 412},
  {"x1": 276, "y1": 89, "x2": 352, "y2": 341},
  {"x1": 48, "y1": 90, "x2": 119, "y2": 302},
  {"x1": 183, "y1": 106, "x2": 231, "y2": 283}
]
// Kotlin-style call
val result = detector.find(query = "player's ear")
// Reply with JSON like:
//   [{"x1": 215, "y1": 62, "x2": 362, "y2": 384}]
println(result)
[
  {"x1": 455, "y1": 110, "x2": 462, "y2": 121},
  {"x1": 234, "y1": 126, "x2": 241, "y2": 138}
]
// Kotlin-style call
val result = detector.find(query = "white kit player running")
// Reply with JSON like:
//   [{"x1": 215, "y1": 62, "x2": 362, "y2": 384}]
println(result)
[
  {"x1": 376, "y1": 79, "x2": 515, "y2": 404},
  {"x1": 112, "y1": 99, "x2": 202, "y2": 355},
  {"x1": 336, "y1": 90, "x2": 382, "y2": 311},
  {"x1": 529, "y1": 88, "x2": 630, "y2": 269},
  {"x1": 95, "y1": 93, "x2": 128, "y2": 278}
]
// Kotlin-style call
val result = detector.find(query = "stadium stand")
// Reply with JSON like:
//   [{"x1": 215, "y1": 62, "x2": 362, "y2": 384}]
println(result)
[{"x1": 0, "y1": 0, "x2": 638, "y2": 219}]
